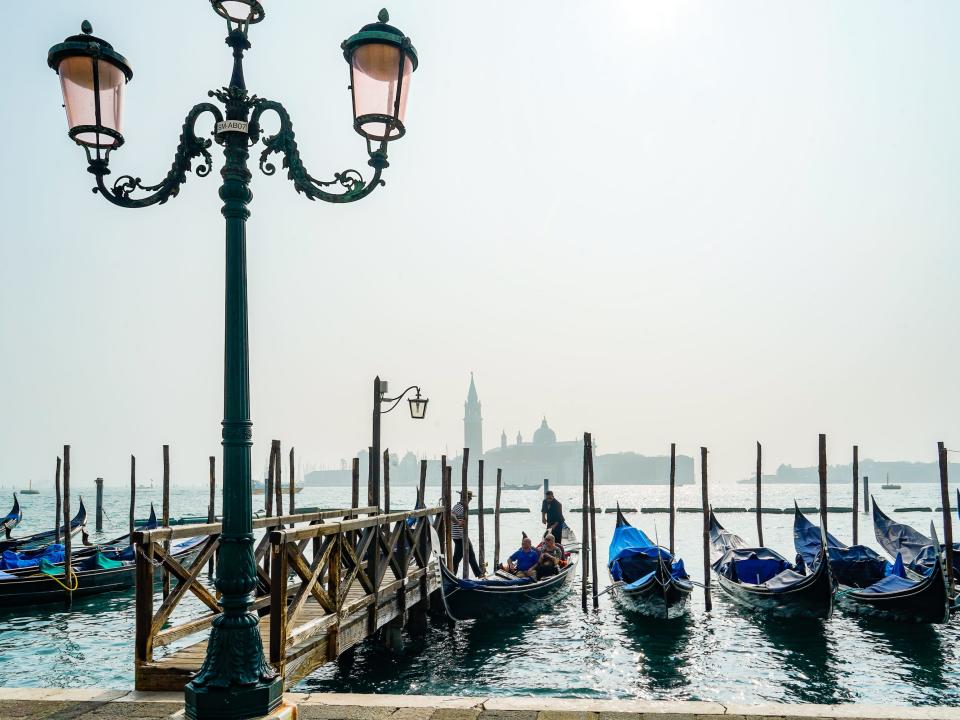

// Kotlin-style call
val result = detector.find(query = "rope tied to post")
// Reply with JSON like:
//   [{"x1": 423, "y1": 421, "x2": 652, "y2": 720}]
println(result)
[{"x1": 46, "y1": 568, "x2": 79, "y2": 592}]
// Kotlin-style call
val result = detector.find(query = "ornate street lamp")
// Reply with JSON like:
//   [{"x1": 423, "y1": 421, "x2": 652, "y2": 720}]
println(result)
[
  {"x1": 370, "y1": 378, "x2": 428, "y2": 509},
  {"x1": 47, "y1": 5, "x2": 418, "y2": 720}
]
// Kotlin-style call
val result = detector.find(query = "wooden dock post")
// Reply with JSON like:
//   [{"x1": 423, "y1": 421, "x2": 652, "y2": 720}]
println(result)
[
  {"x1": 938, "y1": 442, "x2": 955, "y2": 593},
  {"x1": 818, "y1": 434, "x2": 828, "y2": 534},
  {"x1": 289, "y1": 447, "x2": 296, "y2": 520},
  {"x1": 461, "y1": 447, "x2": 470, "y2": 579},
  {"x1": 63, "y1": 444, "x2": 72, "y2": 608},
  {"x1": 269, "y1": 530, "x2": 289, "y2": 673},
  {"x1": 443, "y1": 464, "x2": 453, "y2": 570},
  {"x1": 54, "y1": 457, "x2": 62, "y2": 545},
  {"x1": 477, "y1": 459, "x2": 486, "y2": 574},
  {"x1": 274, "y1": 439, "x2": 283, "y2": 518},
  {"x1": 95, "y1": 477, "x2": 104, "y2": 533},
  {"x1": 208, "y1": 456, "x2": 216, "y2": 575},
  {"x1": 383, "y1": 449, "x2": 391, "y2": 515},
  {"x1": 352, "y1": 458, "x2": 361, "y2": 512},
  {"x1": 701, "y1": 446, "x2": 712, "y2": 612},
  {"x1": 852, "y1": 446, "x2": 859, "y2": 544},
  {"x1": 587, "y1": 436, "x2": 599, "y2": 609},
  {"x1": 367, "y1": 446, "x2": 377, "y2": 511},
  {"x1": 669, "y1": 443, "x2": 676, "y2": 554},
  {"x1": 756, "y1": 442, "x2": 763, "y2": 546},
  {"x1": 419, "y1": 459, "x2": 427, "y2": 509},
  {"x1": 129, "y1": 455, "x2": 135, "y2": 538},
  {"x1": 581, "y1": 433, "x2": 590, "y2": 612},
  {"x1": 864, "y1": 476, "x2": 870, "y2": 513},
  {"x1": 494, "y1": 468, "x2": 502, "y2": 570},
  {"x1": 162, "y1": 444, "x2": 170, "y2": 599}
]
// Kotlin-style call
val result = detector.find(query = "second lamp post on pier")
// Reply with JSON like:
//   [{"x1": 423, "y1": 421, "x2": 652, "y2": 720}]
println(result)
[{"x1": 370, "y1": 376, "x2": 428, "y2": 510}]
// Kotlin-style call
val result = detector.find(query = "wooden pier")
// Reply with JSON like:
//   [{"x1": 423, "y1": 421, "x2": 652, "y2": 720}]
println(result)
[{"x1": 132, "y1": 503, "x2": 445, "y2": 691}]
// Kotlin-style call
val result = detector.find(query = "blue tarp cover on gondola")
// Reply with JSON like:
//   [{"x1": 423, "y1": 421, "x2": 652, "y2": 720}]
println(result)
[
  {"x1": 712, "y1": 547, "x2": 793, "y2": 585},
  {"x1": 794, "y1": 507, "x2": 889, "y2": 587},
  {"x1": 1, "y1": 544, "x2": 66, "y2": 570},
  {"x1": 608, "y1": 524, "x2": 688, "y2": 582}
]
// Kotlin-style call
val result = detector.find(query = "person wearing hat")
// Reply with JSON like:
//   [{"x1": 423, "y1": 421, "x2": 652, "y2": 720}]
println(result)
[{"x1": 451, "y1": 489, "x2": 483, "y2": 577}]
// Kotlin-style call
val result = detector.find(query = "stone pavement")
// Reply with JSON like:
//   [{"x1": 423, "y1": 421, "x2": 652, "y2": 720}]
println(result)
[{"x1": 0, "y1": 689, "x2": 956, "y2": 720}]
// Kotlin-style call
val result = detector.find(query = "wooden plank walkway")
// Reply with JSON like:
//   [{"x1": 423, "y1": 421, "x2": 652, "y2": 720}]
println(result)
[{"x1": 133, "y1": 506, "x2": 444, "y2": 691}]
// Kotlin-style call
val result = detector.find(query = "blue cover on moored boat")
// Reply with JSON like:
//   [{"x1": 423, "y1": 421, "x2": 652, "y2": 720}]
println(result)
[
  {"x1": 794, "y1": 507, "x2": 889, "y2": 587},
  {"x1": 1, "y1": 544, "x2": 66, "y2": 570},
  {"x1": 0, "y1": 569, "x2": 16, "y2": 580},
  {"x1": 457, "y1": 576, "x2": 532, "y2": 589},
  {"x1": 856, "y1": 572, "x2": 917, "y2": 595},
  {"x1": 712, "y1": 547, "x2": 793, "y2": 585},
  {"x1": 608, "y1": 523, "x2": 688, "y2": 583}
]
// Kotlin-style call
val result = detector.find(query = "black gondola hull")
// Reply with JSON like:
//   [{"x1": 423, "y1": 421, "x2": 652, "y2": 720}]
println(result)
[
  {"x1": 438, "y1": 557, "x2": 577, "y2": 621},
  {"x1": 840, "y1": 561, "x2": 949, "y2": 623},
  {"x1": 714, "y1": 558, "x2": 834, "y2": 619}
]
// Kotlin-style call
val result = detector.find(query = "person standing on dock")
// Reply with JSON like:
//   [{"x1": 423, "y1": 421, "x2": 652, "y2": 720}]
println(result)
[
  {"x1": 452, "y1": 489, "x2": 483, "y2": 576},
  {"x1": 541, "y1": 490, "x2": 566, "y2": 543}
]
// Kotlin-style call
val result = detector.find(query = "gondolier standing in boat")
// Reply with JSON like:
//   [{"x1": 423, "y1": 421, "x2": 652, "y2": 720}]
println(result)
[
  {"x1": 452, "y1": 490, "x2": 483, "y2": 577},
  {"x1": 541, "y1": 490, "x2": 566, "y2": 543}
]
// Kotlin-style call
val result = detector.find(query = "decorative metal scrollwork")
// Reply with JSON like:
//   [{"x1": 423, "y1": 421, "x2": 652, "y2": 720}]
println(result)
[
  {"x1": 90, "y1": 102, "x2": 224, "y2": 208},
  {"x1": 249, "y1": 98, "x2": 385, "y2": 204}
]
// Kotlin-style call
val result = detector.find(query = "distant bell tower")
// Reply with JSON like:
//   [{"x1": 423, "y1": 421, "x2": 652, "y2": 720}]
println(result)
[{"x1": 464, "y1": 373, "x2": 483, "y2": 457}]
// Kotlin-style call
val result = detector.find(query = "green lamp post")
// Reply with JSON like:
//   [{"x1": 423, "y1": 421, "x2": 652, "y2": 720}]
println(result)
[{"x1": 47, "y1": 3, "x2": 418, "y2": 719}]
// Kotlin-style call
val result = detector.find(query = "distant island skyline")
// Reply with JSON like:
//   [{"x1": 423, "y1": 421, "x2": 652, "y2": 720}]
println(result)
[{"x1": 737, "y1": 459, "x2": 960, "y2": 485}]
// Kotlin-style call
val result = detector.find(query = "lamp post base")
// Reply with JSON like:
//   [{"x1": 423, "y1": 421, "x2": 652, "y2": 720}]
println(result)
[
  {"x1": 183, "y1": 679, "x2": 284, "y2": 720},
  {"x1": 177, "y1": 698, "x2": 295, "y2": 720}
]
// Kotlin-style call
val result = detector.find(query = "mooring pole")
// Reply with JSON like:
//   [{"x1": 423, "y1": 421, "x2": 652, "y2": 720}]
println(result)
[
  {"x1": 756, "y1": 442, "x2": 763, "y2": 546},
  {"x1": 162, "y1": 444, "x2": 171, "y2": 599},
  {"x1": 494, "y1": 468, "x2": 502, "y2": 570},
  {"x1": 288, "y1": 446, "x2": 295, "y2": 519},
  {"x1": 938, "y1": 442, "x2": 954, "y2": 593},
  {"x1": 818, "y1": 434, "x2": 828, "y2": 535},
  {"x1": 544, "y1": 477, "x2": 550, "y2": 497},
  {"x1": 701, "y1": 446, "x2": 712, "y2": 612},
  {"x1": 367, "y1": 446, "x2": 376, "y2": 512},
  {"x1": 63, "y1": 444, "x2": 72, "y2": 608},
  {"x1": 208, "y1": 456, "x2": 216, "y2": 575},
  {"x1": 581, "y1": 433, "x2": 590, "y2": 612},
  {"x1": 95, "y1": 477, "x2": 104, "y2": 533},
  {"x1": 461, "y1": 447, "x2": 470, "y2": 579},
  {"x1": 477, "y1": 459, "x2": 485, "y2": 574},
  {"x1": 273, "y1": 440, "x2": 283, "y2": 518},
  {"x1": 351, "y1": 458, "x2": 360, "y2": 513},
  {"x1": 852, "y1": 446, "x2": 859, "y2": 545},
  {"x1": 419, "y1": 459, "x2": 427, "y2": 510},
  {"x1": 129, "y1": 455, "x2": 135, "y2": 539},
  {"x1": 54, "y1": 457, "x2": 62, "y2": 545},
  {"x1": 864, "y1": 476, "x2": 870, "y2": 513},
  {"x1": 443, "y1": 465, "x2": 453, "y2": 570},
  {"x1": 383, "y1": 449, "x2": 391, "y2": 515},
  {"x1": 587, "y1": 437, "x2": 599, "y2": 609},
  {"x1": 669, "y1": 442, "x2": 676, "y2": 555}
]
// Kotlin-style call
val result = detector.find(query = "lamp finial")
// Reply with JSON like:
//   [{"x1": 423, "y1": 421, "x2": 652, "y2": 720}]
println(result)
[
  {"x1": 378, "y1": 8, "x2": 390, "y2": 23},
  {"x1": 81, "y1": 20, "x2": 93, "y2": 34}
]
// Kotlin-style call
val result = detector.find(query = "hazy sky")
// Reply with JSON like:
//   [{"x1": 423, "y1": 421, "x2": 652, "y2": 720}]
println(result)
[{"x1": 2, "y1": 1, "x2": 959, "y2": 489}]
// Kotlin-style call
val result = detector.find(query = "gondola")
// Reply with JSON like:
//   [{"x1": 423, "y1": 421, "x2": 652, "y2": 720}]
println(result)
[
  {"x1": 437, "y1": 536, "x2": 578, "y2": 621},
  {"x1": 0, "y1": 499, "x2": 87, "y2": 553},
  {"x1": 1, "y1": 505, "x2": 159, "y2": 571},
  {"x1": 607, "y1": 505, "x2": 692, "y2": 619},
  {"x1": 794, "y1": 505, "x2": 949, "y2": 623},
  {"x1": 0, "y1": 533, "x2": 205, "y2": 607},
  {"x1": 0, "y1": 495, "x2": 21, "y2": 533},
  {"x1": 872, "y1": 498, "x2": 960, "y2": 579},
  {"x1": 709, "y1": 510, "x2": 833, "y2": 618}
]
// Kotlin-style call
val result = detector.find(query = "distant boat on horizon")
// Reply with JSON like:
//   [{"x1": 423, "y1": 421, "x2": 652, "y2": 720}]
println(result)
[
  {"x1": 502, "y1": 483, "x2": 541, "y2": 491},
  {"x1": 881, "y1": 473, "x2": 901, "y2": 490},
  {"x1": 20, "y1": 480, "x2": 39, "y2": 495},
  {"x1": 252, "y1": 479, "x2": 304, "y2": 495}
]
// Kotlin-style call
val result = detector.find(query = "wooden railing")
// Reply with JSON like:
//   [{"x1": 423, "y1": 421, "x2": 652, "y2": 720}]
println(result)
[
  {"x1": 132, "y1": 503, "x2": 446, "y2": 689},
  {"x1": 132, "y1": 505, "x2": 375, "y2": 671},
  {"x1": 268, "y1": 505, "x2": 442, "y2": 684}
]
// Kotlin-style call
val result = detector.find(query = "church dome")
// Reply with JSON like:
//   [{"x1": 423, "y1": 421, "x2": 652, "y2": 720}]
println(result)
[{"x1": 532, "y1": 418, "x2": 556, "y2": 445}]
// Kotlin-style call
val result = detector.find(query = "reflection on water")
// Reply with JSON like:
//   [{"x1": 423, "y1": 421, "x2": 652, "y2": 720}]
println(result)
[{"x1": 1, "y1": 483, "x2": 959, "y2": 705}]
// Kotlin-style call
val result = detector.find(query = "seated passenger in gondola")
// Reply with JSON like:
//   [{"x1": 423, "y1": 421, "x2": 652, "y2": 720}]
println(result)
[
  {"x1": 501, "y1": 536, "x2": 540, "y2": 578},
  {"x1": 536, "y1": 533, "x2": 564, "y2": 580}
]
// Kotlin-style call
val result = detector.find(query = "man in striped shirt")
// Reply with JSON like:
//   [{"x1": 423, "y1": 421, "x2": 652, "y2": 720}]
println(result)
[{"x1": 452, "y1": 489, "x2": 483, "y2": 576}]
